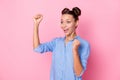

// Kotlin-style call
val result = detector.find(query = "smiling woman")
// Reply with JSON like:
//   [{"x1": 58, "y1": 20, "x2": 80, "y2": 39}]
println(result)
[{"x1": 33, "y1": 7, "x2": 90, "y2": 80}]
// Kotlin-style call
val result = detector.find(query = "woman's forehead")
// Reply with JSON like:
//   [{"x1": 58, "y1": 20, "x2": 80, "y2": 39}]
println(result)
[{"x1": 61, "y1": 14, "x2": 74, "y2": 20}]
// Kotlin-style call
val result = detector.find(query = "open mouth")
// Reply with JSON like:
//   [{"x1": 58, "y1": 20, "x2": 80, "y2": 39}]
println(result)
[{"x1": 64, "y1": 29, "x2": 69, "y2": 33}]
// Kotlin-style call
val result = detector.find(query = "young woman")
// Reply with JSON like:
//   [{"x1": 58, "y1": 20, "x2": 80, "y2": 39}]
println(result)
[{"x1": 33, "y1": 7, "x2": 90, "y2": 80}]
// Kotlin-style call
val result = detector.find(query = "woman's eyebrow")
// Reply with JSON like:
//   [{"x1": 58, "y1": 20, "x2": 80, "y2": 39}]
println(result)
[{"x1": 61, "y1": 19, "x2": 71, "y2": 21}]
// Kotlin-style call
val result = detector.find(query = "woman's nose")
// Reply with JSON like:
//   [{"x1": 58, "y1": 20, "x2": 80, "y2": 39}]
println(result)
[{"x1": 61, "y1": 24, "x2": 66, "y2": 29}]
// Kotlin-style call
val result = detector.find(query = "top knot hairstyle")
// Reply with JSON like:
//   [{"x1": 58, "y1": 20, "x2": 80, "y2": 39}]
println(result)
[{"x1": 62, "y1": 7, "x2": 81, "y2": 21}]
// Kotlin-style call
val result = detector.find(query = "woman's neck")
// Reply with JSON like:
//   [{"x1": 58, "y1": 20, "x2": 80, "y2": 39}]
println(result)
[{"x1": 65, "y1": 32, "x2": 77, "y2": 42}]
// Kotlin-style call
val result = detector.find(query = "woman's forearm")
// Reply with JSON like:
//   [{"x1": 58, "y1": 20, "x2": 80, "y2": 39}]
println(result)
[
  {"x1": 33, "y1": 14, "x2": 43, "y2": 49},
  {"x1": 73, "y1": 50, "x2": 83, "y2": 77},
  {"x1": 33, "y1": 24, "x2": 40, "y2": 49}
]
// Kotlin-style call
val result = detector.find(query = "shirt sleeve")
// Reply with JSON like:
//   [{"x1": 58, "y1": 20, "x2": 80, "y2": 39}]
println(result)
[
  {"x1": 77, "y1": 42, "x2": 90, "y2": 77},
  {"x1": 33, "y1": 38, "x2": 56, "y2": 53}
]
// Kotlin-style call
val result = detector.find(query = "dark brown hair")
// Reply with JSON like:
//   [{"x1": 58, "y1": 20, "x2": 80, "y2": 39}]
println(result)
[{"x1": 62, "y1": 7, "x2": 81, "y2": 21}]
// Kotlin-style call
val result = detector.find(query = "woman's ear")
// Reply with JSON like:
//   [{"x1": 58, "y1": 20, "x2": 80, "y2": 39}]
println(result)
[{"x1": 75, "y1": 20, "x2": 79, "y2": 28}]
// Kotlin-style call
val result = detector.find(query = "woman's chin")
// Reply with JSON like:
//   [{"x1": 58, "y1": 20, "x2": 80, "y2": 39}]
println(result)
[{"x1": 64, "y1": 33, "x2": 70, "y2": 36}]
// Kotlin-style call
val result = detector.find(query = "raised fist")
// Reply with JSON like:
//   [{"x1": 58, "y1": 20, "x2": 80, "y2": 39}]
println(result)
[
  {"x1": 73, "y1": 39, "x2": 80, "y2": 51},
  {"x1": 33, "y1": 14, "x2": 43, "y2": 25}
]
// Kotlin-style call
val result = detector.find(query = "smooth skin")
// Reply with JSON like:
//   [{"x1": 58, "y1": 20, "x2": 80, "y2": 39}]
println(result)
[{"x1": 33, "y1": 14, "x2": 83, "y2": 77}]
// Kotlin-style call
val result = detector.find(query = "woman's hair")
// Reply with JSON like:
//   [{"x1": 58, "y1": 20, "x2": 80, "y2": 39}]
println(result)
[{"x1": 62, "y1": 7, "x2": 81, "y2": 21}]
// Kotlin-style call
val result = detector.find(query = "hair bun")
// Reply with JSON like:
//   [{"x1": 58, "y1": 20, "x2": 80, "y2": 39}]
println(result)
[
  {"x1": 72, "y1": 7, "x2": 81, "y2": 16},
  {"x1": 62, "y1": 8, "x2": 70, "y2": 14}
]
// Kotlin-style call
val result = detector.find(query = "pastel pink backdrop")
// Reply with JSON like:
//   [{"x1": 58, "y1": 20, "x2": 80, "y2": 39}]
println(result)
[{"x1": 0, "y1": 0, "x2": 120, "y2": 80}]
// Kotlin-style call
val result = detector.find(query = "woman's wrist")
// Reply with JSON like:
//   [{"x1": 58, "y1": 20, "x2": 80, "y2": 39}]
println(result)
[
  {"x1": 34, "y1": 23, "x2": 39, "y2": 28},
  {"x1": 72, "y1": 48, "x2": 79, "y2": 55}
]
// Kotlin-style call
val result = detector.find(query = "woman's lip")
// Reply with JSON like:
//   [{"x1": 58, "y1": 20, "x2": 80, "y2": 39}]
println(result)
[{"x1": 64, "y1": 29, "x2": 69, "y2": 33}]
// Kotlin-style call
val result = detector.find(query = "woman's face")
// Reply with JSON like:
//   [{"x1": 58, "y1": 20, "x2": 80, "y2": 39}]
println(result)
[{"x1": 61, "y1": 14, "x2": 78, "y2": 36}]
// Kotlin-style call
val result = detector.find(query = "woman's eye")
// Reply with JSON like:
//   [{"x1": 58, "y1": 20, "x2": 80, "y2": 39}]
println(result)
[
  {"x1": 61, "y1": 21, "x2": 63, "y2": 24},
  {"x1": 67, "y1": 21, "x2": 71, "y2": 23}
]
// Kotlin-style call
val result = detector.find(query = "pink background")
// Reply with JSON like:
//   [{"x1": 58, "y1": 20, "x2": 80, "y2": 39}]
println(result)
[{"x1": 0, "y1": 0, "x2": 120, "y2": 80}]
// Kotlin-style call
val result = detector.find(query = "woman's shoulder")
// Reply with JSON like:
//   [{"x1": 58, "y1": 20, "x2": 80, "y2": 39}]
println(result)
[{"x1": 52, "y1": 36, "x2": 64, "y2": 41}]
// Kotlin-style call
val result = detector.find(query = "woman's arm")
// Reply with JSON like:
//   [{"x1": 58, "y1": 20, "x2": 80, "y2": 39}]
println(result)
[
  {"x1": 73, "y1": 50, "x2": 83, "y2": 77},
  {"x1": 73, "y1": 39, "x2": 83, "y2": 77},
  {"x1": 33, "y1": 14, "x2": 43, "y2": 49}
]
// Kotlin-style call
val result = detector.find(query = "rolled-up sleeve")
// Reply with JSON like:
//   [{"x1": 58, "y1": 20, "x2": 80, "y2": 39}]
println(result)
[
  {"x1": 78, "y1": 43, "x2": 90, "y2": 77},
  {"x1": 33, "y1": 38, "x2": 56, "y2": 53}
]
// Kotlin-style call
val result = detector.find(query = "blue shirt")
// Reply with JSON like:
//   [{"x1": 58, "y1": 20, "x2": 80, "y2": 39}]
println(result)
[{"x1": 34, "y1": 36, "x2": 90, "y2": 80}]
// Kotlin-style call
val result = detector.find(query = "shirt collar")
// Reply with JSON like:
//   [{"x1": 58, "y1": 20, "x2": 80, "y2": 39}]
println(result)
[{"x1": 63, "y1": 35, "x2": 80, "y2": 41}]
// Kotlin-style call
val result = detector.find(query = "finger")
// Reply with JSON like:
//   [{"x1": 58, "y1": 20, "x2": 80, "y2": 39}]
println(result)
[
  {"x1": 74, "y1": 39, "x2": 80, "y2": 44},
  {"x1": 37, "y1": 14, "x2": 43, "y2": 18},
  {"x1": 33, "y1": 14, "x2": 41, "y2": 19}
]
